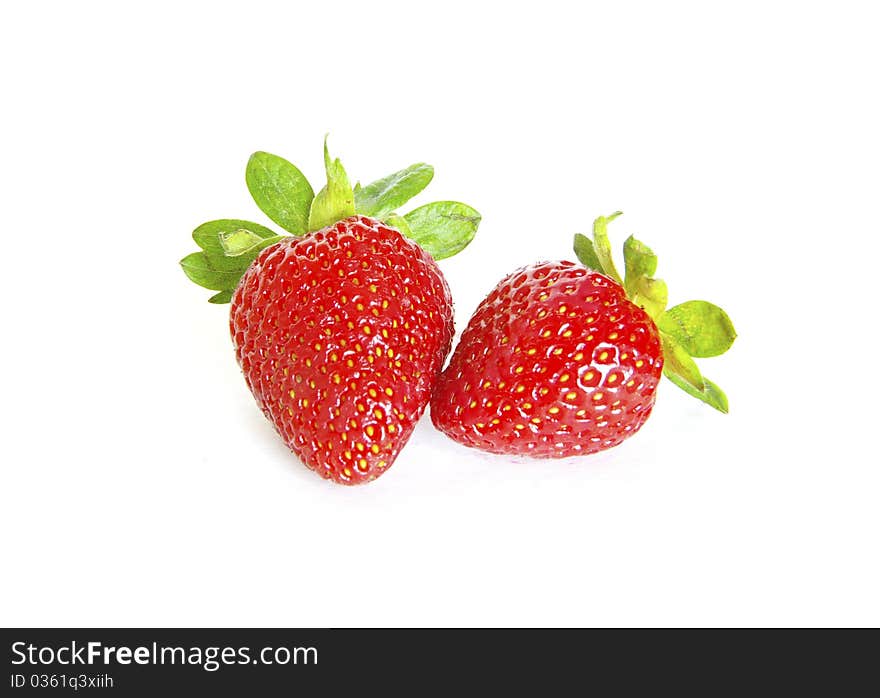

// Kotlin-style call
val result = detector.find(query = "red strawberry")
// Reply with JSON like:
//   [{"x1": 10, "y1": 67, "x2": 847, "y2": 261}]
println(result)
[
  {"x1": 431, "y1": 212, "x2": 735, "y2": 458},
  {"x1": 181, "y1": 141, "x2": 481, "y2": 483},
  {"x1": 231, "y1": 216, "x2": 453, "y2": 483}
]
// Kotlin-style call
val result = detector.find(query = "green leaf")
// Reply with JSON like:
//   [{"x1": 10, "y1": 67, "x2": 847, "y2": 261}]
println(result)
[
  {"x1": 354, "y1": 163, "x2": 434, "y2": 218},
  {"x1": 193, "y1": 219, "x2": 278, "y2": 255},
  {"x1": 180, "y1": 252, "x2": 247, "y2": 291},
  {"x1": 631, "y1": 276, "x2": 668, "y2": 319},
  {"x1": 402, "y1": 201, "x2": 481, "y2": 260},
  {"x1": 659, "y1": 300, "x2": 737, "y2": 358},
  {"x1": 182, "y1": 222, "x2": 284, "y2": 301},
  {"x1": 308, "y1": 138, "x2": 355, "y2": 231},
  {"x1": 573, "y1": 233, "x2": 602, "y2": 272},
  {"x1": 383, "y1": 213, "x2": 414, "y2": 238},
  {"x1": 246, "y1": 152, "x2": 314, "y2": 235},
  {"x1": 591, "y1": 212, "x2": 624, "y2": 286},
  {"x1": 208, "y1": 290, "x2": 234, "y2": 304},
  {"x1": 665, "y1": 372, "x2": 729, "y2": 413},
  {"x1": 623, "y1": 235, "x2": 658, "y2": 296},
  {"x1": 219, "y1": 229, "x2": 285, "y2": 257},
  {"x1": 660, "y1": 332, "x2": 704, "y2": 392}
]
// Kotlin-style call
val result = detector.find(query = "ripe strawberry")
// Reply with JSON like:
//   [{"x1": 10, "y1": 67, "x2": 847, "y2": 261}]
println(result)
[
  {"x1": 181, "y1": 140, "x2": 481, "y2": 483},
  {"x1": 231, "y1": 216, "x2": 453, "y2": 483},
  {"x1": 431, "y1": 212, "x2": 735, "y2": 458},
  {"x1": 431, "y1": 262, "x2": 662, "y2": 457}
]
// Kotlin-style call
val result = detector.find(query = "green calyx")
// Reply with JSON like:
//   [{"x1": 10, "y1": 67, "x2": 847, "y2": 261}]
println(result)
[
  {"x1": 573, "y1": 213, "x2": 736, "y2": 413},
  {"x1": 180, "y1": 137, "x2": 482, "y2": 303}
]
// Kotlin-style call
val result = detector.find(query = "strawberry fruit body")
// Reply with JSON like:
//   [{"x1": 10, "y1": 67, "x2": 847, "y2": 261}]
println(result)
[
  {"x1": 181, "y1": 140, "x2": 481, "y2": 484},
  {"x1": 431, "y1": 262, "x2": 663, "y2": 457},
  {"x1": 431, "y1": 212, "x2": 736, "y2": 459},
  {"x1": 232, "y1": 216, "x2": 453, "y2": 483}
]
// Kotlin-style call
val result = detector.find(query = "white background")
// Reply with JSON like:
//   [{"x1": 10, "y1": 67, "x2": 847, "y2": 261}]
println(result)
[{"x1": 1, "y1": 1, "x2": 878, "y2": 627}]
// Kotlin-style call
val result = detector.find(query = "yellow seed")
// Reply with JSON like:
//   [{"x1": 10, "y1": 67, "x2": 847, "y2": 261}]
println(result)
[
  {"x1": 599, "y1": 351, "x2": 609, "y2": 361},
  {"x1": 559, "y1": 373, "x2": 570, "y2": 383},
  {"x1": 314, "y1": 342, "x2": 322, "y2": 351},
  {"x1": 330, "y1": 353, "x2": 338, "y2": 362},
  {"x1": 607, "y1": 374, "x2": 619, "y2": 384},
  {"x1": 608, "y1": 332, "x2": 618, "y2": 340},
  {"x1": 302, "y1": 399, "x2": 309, "y2": 407},
  {"x1": 541, "y1": 330, "x2": 551, "y2": 338},
  {"x1": 369, "y1": 388, "x2": 378, "y2": 398},
  {"x1": 539, "y1": 387, "x2": 549, "y2": 396},
  {"x1": 387, "y1": 424, "x2": 396, "y2": 434},
  {"x1": 365, "y1": 426, "x2": 375, "y2": 437},
  {"x1": 531, "y1": 417, "x2": 541, "y2": 424},
  {"x1": 592, "y1": 392, "x2": 604, "y2": 401},
  {"x1": 562, "y1": 329, "x2": 573, "y2": 338},
  {"x1": 565, "y1": 391, "x2": 577, "y2": 400},
  {"x1": 584, "y1": 371, "x2": 595, "y2": 381},
  {"x1": 369, "y1": 284, "x2": 377, "y2": 293},
  {"x1": 358, "y1": 459, "x2": 368, "y2": 470},
  {"x1": 355, "y1": 442, "x2": 365, "y2": 452},
  {"x1": 548, "y1": 406, "x2": 560, "y2": 414},
  {"x1": 527, "y1": 348, "x2": 537, "y2": 356},
  {"x1": 627, "y1": 380, "x2": 635, "y2": 387},
  {"x1": 576, "y1": 409, "x2": 587, "y2": 417},
  {"x1": 515, "y1": 366, "x2": 524, "y2": 374},
  {"x1": 289, "y1": 389, "x2": 296, "y2": 398},
  {"x1": 385, "y1": 387, "x2": 393, "y2": 396},
  {"x1": 343, "y1": 468, "x2": 352, "y2": 477},
  {"x1": 305, "y1": 358, "x2": 312, "y2": 367},
  {"x1": 363, "y1": 326, "x2": 371, "y2": 335},
  {"x1": 378, "y1": 461, "x2": 387, "y2": 468},
  {"x1": 516, "y1": 385, "x2": 526, "y2": 393},
  {"x1": 370, "y1": 444, "x2": 380, "y2": 454},
  {"x1": 635, "y1": 359, "x2": 644, "y2": 368},
  {"x1": 469, "y1": 400, "x2": 478, "y2": 409},
  {"x1": 515, "y1": 424, "x2": 526, "y2": 430},
  {"x1": 522, "y1": 402, "x2": 533, "y2": 410},
  {"x1": 344, "y1": 450, "x2": 353, "y2": 460},
  {"x1": 476, "y1": 423, "x2": 485, "y2": 429},
  {"x1": 374, "y1": 409, "x2": 384, "y2": 419}
]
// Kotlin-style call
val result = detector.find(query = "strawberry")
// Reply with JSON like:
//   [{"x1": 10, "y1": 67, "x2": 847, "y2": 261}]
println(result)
[
  {"x1": 430, "y1": 212, "x2": 735, "y2": 458},
  {"x1": 181, "y1": 139, "x2": 481, "y2": 483}
]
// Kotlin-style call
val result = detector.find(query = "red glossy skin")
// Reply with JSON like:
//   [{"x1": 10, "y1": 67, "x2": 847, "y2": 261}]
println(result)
[
  {"x1": 230, "y1": 216, "x2": 454, "y2": 484},
  {"x1": 430, "y1": 261, "x2": 663, "y2": 458}
]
